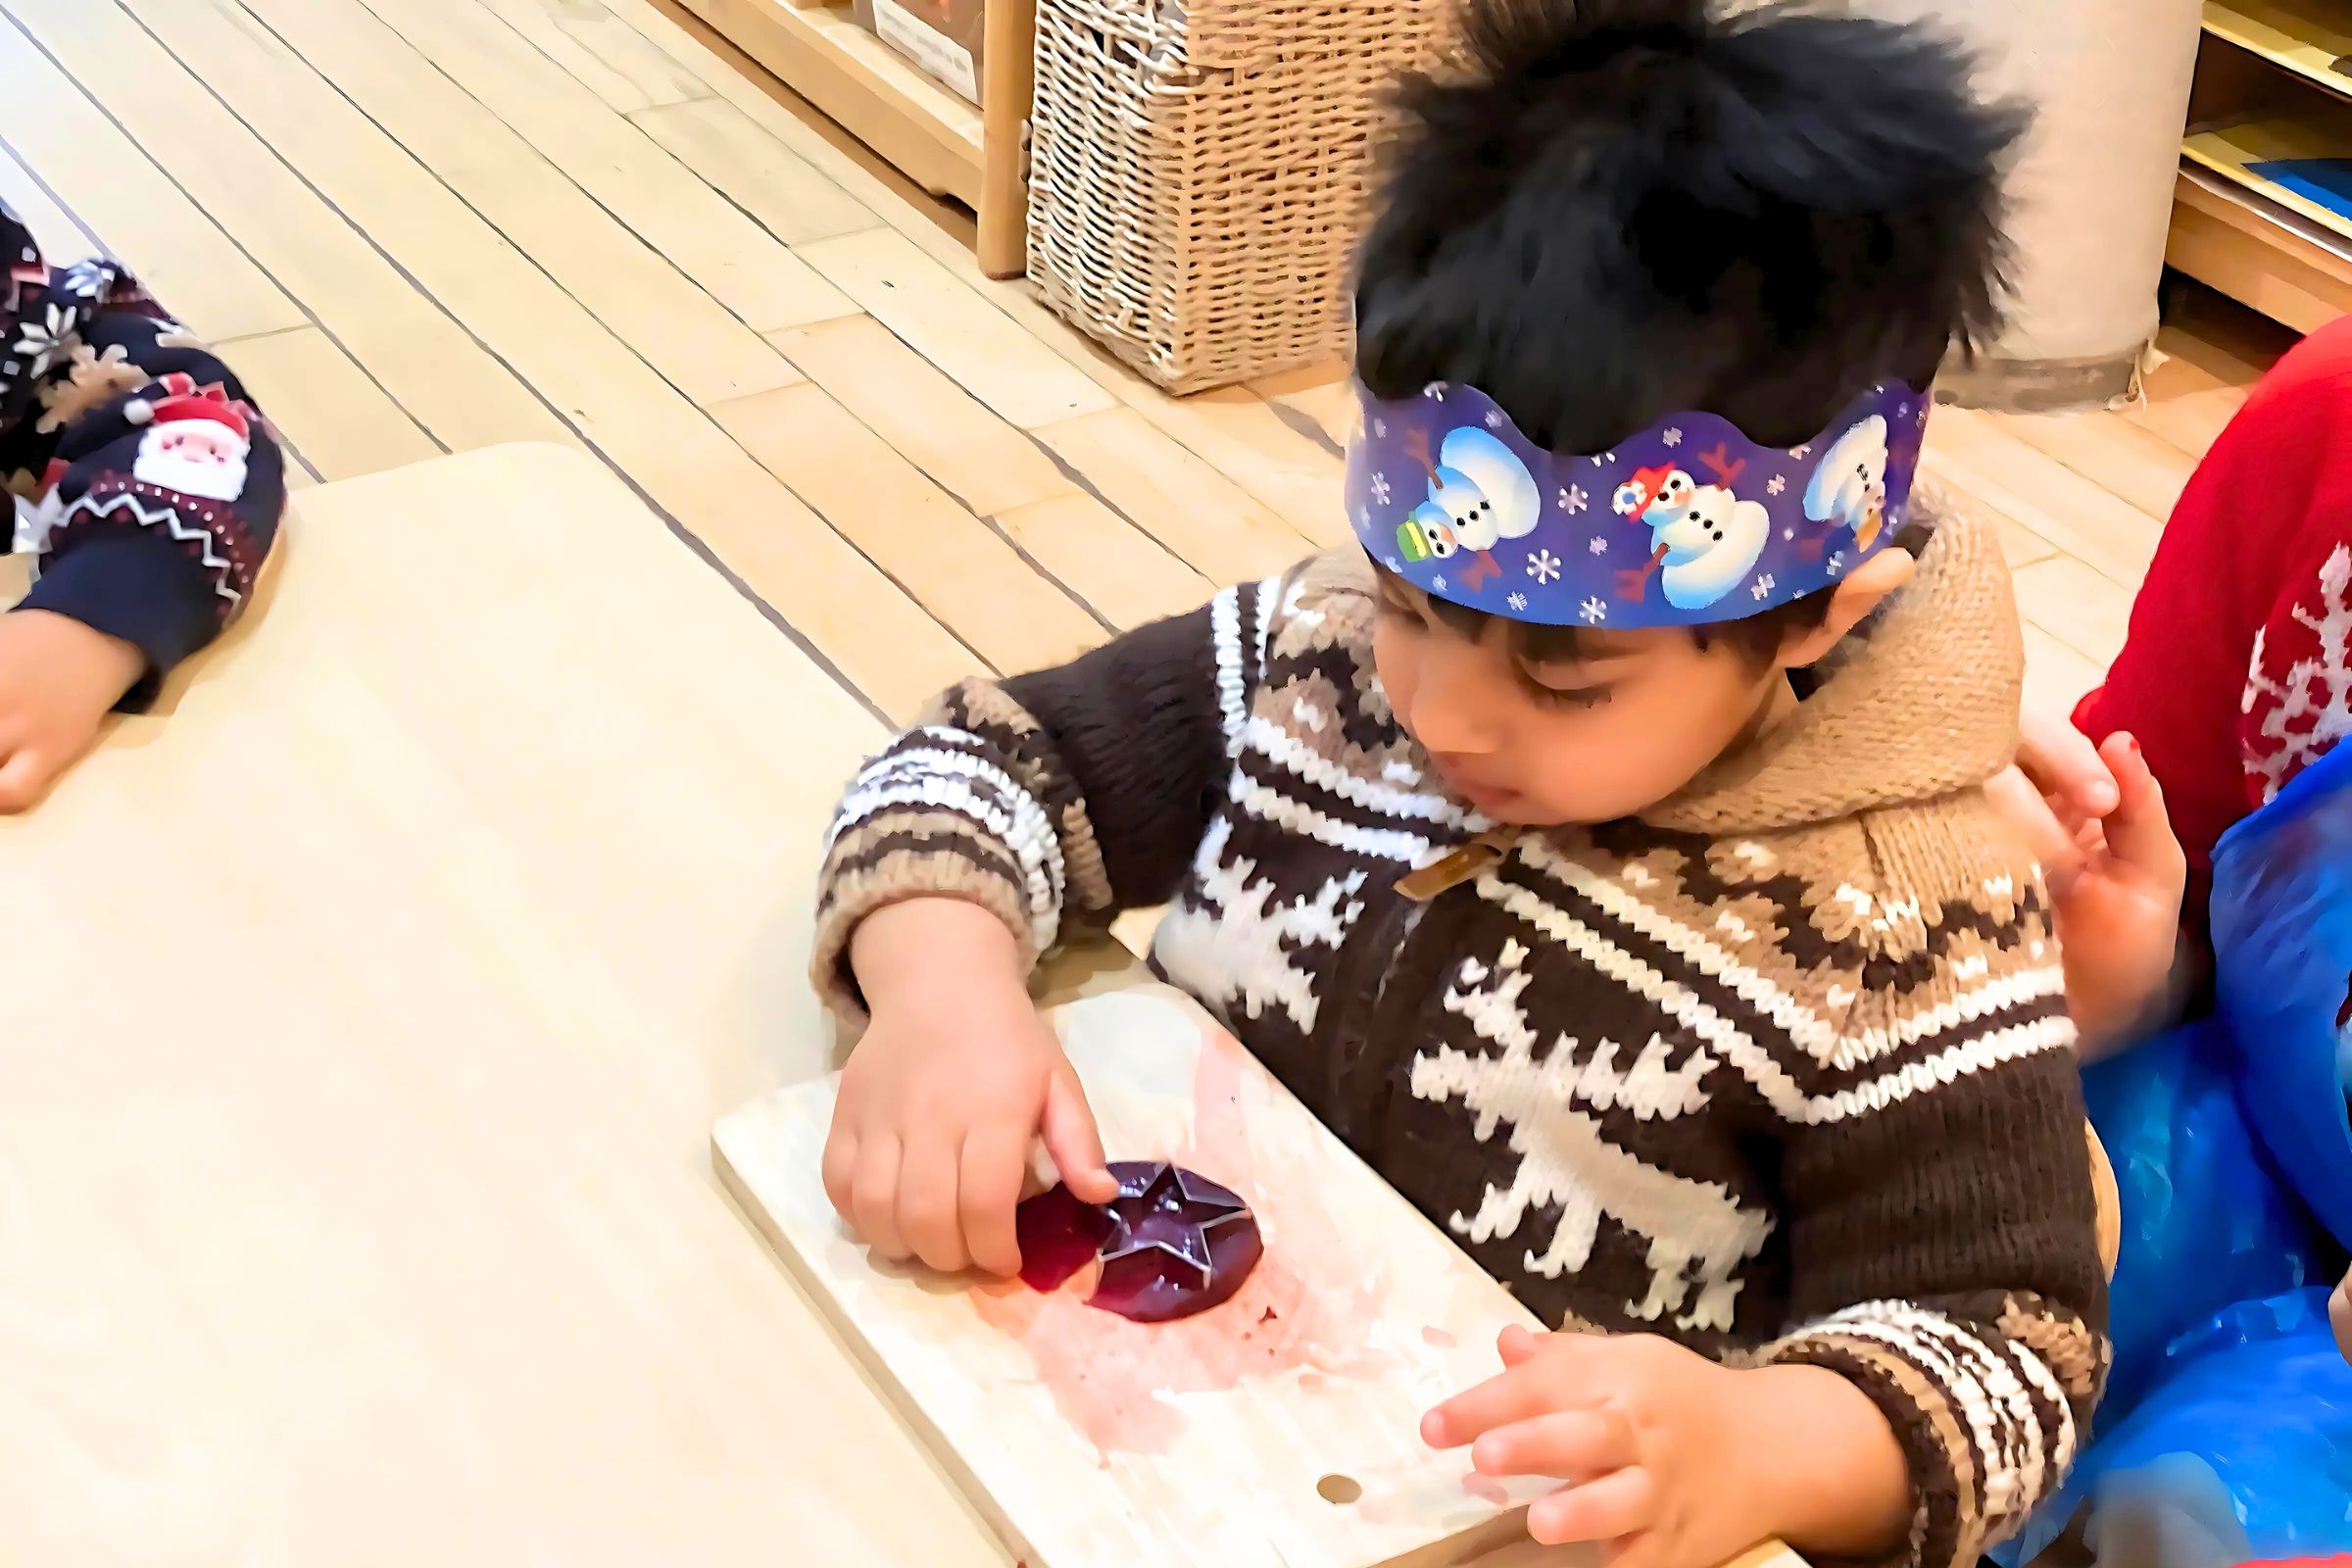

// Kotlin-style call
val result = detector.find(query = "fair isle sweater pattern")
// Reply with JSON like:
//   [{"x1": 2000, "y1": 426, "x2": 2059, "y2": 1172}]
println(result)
[{"x1": 813, "y1": 503, "x2": 2108, "y2": 1568}]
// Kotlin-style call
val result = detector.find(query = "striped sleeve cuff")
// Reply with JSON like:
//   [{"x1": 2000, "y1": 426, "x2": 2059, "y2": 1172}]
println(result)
[
  {"x1": 1764, "y1": 1296, "x2": 2094, "y2": 1568},
  {"x1": 811, "y1": 727, "x2": 1068, "y2": 1022}
]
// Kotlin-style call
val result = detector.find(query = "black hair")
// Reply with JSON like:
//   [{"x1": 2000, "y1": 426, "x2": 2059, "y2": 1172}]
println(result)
[{"x1": 1353, "y1": 0, "x2": 2029, "y2": 454}]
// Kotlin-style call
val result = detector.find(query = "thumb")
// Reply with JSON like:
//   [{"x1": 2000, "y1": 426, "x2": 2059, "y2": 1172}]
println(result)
[
  {"x1": 1042, "y1": 1062, "x2": 1115, "y2": 1202},
  {"x1": 2098, "y1": 733, "x2": 2187, "y2": 892},
  {"x1": 2019, "y1": 711, "x2": 2120, "y2": 825},
  {"x1": 0, "y1": 743, "x2": 52, "y2": 814}
]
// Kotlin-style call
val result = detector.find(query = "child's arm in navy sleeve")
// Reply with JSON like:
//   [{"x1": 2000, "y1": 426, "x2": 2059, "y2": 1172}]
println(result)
[{"x1": 6, "y1": 259, "x2": 286, "y2": 710}]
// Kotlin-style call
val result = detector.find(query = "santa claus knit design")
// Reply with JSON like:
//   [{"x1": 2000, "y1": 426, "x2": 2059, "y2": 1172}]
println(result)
[{"x1": 813, "y1": 501, "x2": 2106, "y2": 1568}]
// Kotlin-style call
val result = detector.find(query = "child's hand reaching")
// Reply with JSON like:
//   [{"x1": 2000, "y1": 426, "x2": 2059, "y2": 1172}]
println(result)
[
  {"x1": 824, "y1": 897, "x2": 1117, "y2": 1277},
  {"x1": 1989, "y1": 715, "x2": 2192, "y2": 1057},
  {"x1": 0, "y1": 609, "x2": 143, "y2": 813},
  {"x1": 1424, "y1": 1326, "x2": 1911, "y2": 1568}
]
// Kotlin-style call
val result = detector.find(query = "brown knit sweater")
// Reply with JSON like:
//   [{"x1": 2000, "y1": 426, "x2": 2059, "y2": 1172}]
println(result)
[{"x1": 812, "y1": 499, "x2": 2107, "y2": 1568}]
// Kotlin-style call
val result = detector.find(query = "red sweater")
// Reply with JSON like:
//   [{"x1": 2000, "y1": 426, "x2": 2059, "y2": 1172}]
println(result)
[{"x1": 2075, "y1": 318, "x2": 2352, "y2": 921}]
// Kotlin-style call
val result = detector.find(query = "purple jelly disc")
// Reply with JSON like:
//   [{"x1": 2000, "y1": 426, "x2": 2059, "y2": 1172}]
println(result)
[
  {"x1": 1010, "y1": 1160, "x2": 1263, "y2": 1322},
  {"x1": 1013, "y1": 1180, "x2": 1115, "y2": 1292}
]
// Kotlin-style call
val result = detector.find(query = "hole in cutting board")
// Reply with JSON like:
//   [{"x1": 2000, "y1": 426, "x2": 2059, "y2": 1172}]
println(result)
[{"x1": 1316, "y1": 1474, "x2": 1363, "y2": 1505}]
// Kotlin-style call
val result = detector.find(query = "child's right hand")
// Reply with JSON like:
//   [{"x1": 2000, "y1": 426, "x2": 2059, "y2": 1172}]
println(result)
[
  {"x1": 1990, "y1": 716, "x2": 2190, "y2": 1057},
  {"x1": 823, "y1": 897, "x2": 1117, "y2": 1277},
  {"x1": 0, "y1": 609, "x2": 145, "y2": 812}
]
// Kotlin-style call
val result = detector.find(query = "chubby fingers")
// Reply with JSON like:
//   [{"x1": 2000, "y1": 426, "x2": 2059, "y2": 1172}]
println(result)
[
  {"x1": 851, "y1": 1134, "x2": 911, "y2": 1261},
  {"x1": 1468, "y1": 1409, "x2": 1639, "y2": 1483},
  {"x1": 959, "y1": 1123, "x2": 1030, "y2": 1278},
  {"x1": 1529, "y1": 1466, "x2": 1659, "y2": 1548},
  {"x1": 1423, "y1": 1333, "x2": 1595, "y2": 1448},
  {"x1": 2097, "y1": 733, "x2": 2187, "y2": 891},
  {"x1": 898, "y1": 1135, "x2": 971, "y2": 1274},
  {"x1": 0, "y1": 740, "x2": 53, "y2": 815}
]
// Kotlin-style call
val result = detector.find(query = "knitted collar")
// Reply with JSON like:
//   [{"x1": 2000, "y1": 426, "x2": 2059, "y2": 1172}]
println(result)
[{"x1": 1642, "y1": 487, "x2": 2021, "y2": 836}]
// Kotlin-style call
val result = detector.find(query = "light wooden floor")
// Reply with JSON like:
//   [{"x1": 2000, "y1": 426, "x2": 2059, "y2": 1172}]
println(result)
[{"x1": 0, "y1": 0, "x2": 2300, "y2": 727}]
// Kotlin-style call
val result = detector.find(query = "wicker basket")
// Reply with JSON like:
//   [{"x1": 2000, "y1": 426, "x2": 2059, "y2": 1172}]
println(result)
[{"x1": 1025, "y1": 0, "x2": 1449, "y2": 393}]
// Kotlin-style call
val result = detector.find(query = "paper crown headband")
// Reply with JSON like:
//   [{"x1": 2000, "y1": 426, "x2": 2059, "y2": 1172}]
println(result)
[{"x1": 1345, "y1": 379, "x2": 1928, "y2": 628}]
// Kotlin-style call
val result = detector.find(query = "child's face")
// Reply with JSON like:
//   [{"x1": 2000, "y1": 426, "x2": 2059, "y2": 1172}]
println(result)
[{"x1": 1372, "y1": 574, "x2": 1789, "y2": 826}]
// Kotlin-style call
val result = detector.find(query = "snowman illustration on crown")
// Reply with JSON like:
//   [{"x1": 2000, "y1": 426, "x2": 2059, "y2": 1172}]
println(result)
[
  {"x1": 1611, "y1": 445, "x2": 1771, "y2": 610},
  {"x1": 1803, "y1": 415, "x2": 1890, "y2": 553},
  {"x1": 124, "y1": 372, "x2": 256, "y2": 506},
  {"x1": 1391, "y1": 426, "x2": 1541, "y2": 592}
]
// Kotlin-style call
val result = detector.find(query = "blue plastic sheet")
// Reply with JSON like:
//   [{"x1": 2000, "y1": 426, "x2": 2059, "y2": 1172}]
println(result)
[{"x1": 2005, "y1": 742, "x2": 2352, "y2": 1566}]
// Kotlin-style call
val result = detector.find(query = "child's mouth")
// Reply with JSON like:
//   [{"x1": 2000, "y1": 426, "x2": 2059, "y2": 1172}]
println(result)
[{"x1": 1436, "y1": 764, "x2": 1519, "y2": 814}]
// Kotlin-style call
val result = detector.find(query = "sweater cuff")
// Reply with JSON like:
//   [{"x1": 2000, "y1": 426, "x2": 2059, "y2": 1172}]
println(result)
[
  {"x1": 811, "y1": 733, "x2": 1071, "y2": 1021},
  {"x1": 18, "y1": 530, "x2": 220, "y2": 711},
  {"x1": 810, "y1": 808, "x2": 1041, "y2": 1024},
  {"x1": 1763, "y1": 1305, "x2": 2069, "y2": 1568}
]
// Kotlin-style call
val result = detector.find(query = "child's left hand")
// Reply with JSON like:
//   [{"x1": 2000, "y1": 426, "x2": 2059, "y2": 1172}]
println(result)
[
  {"x1": 1425, "y1": 1325, "x2": 1910, "y2": 1568},
  {"x1": 0, "y1": 609, "x2": 143, "y2": 812}
]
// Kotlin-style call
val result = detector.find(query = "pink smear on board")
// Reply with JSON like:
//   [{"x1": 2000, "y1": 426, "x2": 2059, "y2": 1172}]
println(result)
[
  {"x1": 1421, "y1": 1326, "x2": 1457, "y2": 1349},
  {"x1": 970, "y1": 1023, "x2": 1395, "y2": 1454},
  {"x1": 1460, "y1": 1473, "x2": 1510, "y2": 1506}
]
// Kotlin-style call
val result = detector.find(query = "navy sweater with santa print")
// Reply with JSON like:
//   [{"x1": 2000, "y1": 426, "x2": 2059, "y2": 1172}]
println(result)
[{"x1": 0, "y1": 198, "x2": 284, "y2": 709}]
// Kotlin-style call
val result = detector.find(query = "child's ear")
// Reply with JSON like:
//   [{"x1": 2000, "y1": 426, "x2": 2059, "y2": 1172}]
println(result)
[{"x1": 1775, "y1": 549, "x2": 1917, "y2": 669}]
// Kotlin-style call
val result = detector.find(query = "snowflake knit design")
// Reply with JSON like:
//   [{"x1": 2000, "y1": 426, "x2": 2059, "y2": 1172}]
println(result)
[{"x1": 2242, "y1": 544, "x2": 2352, "y2": 804}]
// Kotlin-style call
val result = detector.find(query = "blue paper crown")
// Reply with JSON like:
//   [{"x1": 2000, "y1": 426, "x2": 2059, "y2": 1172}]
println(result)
[{"x1": 1345, "y1": 379, "x2": 1929, "y2": 628}]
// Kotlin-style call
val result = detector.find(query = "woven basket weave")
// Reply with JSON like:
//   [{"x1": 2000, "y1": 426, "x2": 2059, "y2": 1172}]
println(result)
[{"x1": 1025, "y1": 0, "x2": 1449, "y2": 393}]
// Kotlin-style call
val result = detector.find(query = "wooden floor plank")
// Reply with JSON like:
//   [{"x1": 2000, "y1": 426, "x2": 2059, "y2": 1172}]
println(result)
[
  {"x1": 1250, "y1": 365, "x2": 1358, "y2": 448},
  {"x1": 220, "y1": 0, "x2": 801, "y2": 408},
  {"x1": 2011, "y1": 554, "x2": 2135, "y2": 669},
  {"x1": 993, "y1": 492, "x2": 1214, "y2": 632},
  {"x1": 217, "y1": 325, "x2": 445, "y2": 480},
  {"x1": 1990, "y1": 514, "x2": 2061, "y2": 569},
  {"x1": 0, "y1": 138, "x2": 97, "y2": 260},
  {"x1": 1119, "y1": 384, "x2": 1350, "y2": 552},
  {"x1": 0, "y1": 20, "x2": 306, "y2": 343},
  {"x1": 710, "y1": 381, "x2": 1105, "y2": 673},
  {"x1": 2021, "y1": 621, "x2": 2108, "y2": 721},
  {"x1": 797, "y1": 229, "x2": 1114, "y2": 429},
  {"x1": 767, "y1": 315, "x2": 1069, "y2": 516},
  {"x1": 1925, "y1": 408, "x2": 2162, "y2": 590},
  {"x1": 2120, "y1": 291, "x2": 2292, "y2": 456},
  {"x1": 473, "y1": 0, "x2": 714, "y2": 114},
  {"x1": 8, "y1": 0, "x2": 565, "y2": 454},
  {"x1": 349, "y1": 0, "x2": 853, "y2": 334},
  {"x1": 631, "y1": 97, "x2": 877, "y2": 248},
  {"x1": 616, "y1": 0, "x2": 1364, "y2": 553},
  {"x1": 19, "y1": 0, "x2": 974, "y2": 717},
  {"x1": 1991, "y1": 409, "x2": 2195, "y2": 528},
  {"x1": 1037, "y1": 408, "x2": 1325, "y2": 586}
]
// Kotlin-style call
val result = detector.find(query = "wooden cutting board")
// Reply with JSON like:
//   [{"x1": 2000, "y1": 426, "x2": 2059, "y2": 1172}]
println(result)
[{"x1": 713, "y1": 984, "x2": 1564, "y2": 1568}]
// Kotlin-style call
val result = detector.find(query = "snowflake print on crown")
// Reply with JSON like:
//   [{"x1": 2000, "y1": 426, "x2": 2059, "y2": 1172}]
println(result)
[{"x1": 1345, "y1": 376, "x2": 1927, "y2": 628}]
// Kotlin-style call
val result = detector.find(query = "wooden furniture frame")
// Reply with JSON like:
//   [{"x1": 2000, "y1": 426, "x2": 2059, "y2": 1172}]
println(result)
[
  {"x1": 675, "y1": 0, "x2": 1036, "y2": 278},
  {"x1": 2170, "y1": 0, "x2": 2352, "y2": 330}
]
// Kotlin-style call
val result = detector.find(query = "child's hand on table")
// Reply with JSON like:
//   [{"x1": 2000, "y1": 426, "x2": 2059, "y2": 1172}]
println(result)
[
  {"x1": 826, "y1": 897, "x2": 1118, "y2": 1277},
  {"x1": 1989, "y1": 715, "x2": 2191, "y2": 1057},
  {"x1": 1424, "y1": 1325, "x2": 1911, "y2": 1568},
  {"x1": 0, "y1": 609, "x2": 143, "y2": 813}
]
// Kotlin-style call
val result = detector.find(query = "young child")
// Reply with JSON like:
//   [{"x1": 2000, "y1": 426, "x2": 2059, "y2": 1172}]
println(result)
[
  {"x1": 0, "y1": 198, "x2": 284, "y2": 811},
  {"x1": 813, "y1": 6, "x2": 2106, "y2": 1567}
]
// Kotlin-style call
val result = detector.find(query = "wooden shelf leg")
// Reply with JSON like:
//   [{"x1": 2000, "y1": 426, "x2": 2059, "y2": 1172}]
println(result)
[{"x1": 977, "y1": 0, "x2": 1035, "y2": 279}]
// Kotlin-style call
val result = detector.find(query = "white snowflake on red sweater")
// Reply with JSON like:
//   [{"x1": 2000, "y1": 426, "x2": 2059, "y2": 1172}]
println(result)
[{"x1": 2242, "y1": 544, "x2": 2352, "y2": 804}]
